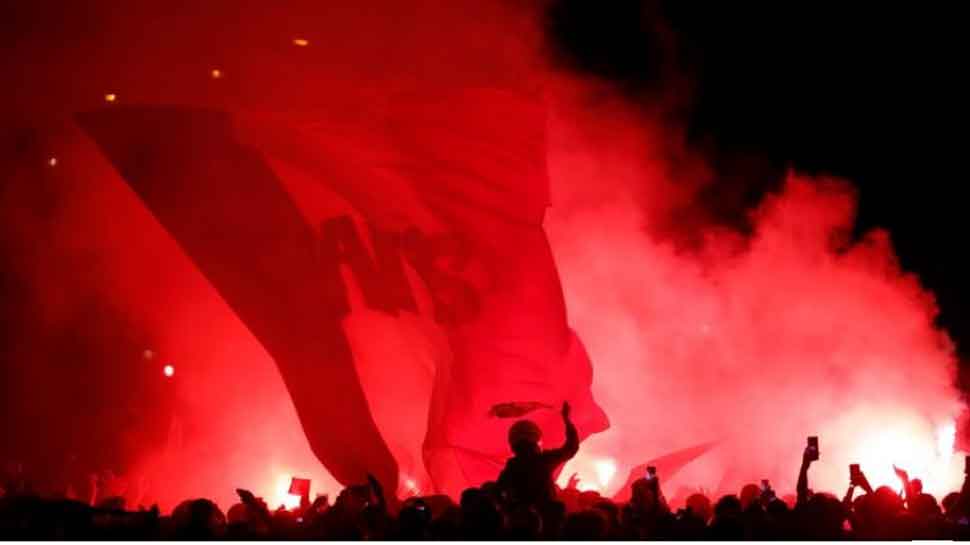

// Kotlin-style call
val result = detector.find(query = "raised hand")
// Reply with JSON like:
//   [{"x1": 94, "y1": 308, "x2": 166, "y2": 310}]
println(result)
[
  {"x1": 851, "y1": 467, "x2": 874, "y2": 494},
  {"x1": 566, "y1": 472, "x2": 580, "y2": 490},
  {"x1": 893, "y1": 465, "x2": 909, "y2": 481},
  {"x1": 236, "y1": 488, "x2": 257, "y2": 505}
]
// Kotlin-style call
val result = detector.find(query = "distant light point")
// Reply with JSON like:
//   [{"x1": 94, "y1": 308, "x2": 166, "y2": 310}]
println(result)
[
  {"x1": 210, "y1": 68, "x2": 222, "y2": 79},
  {"x1": 292, "y1": 38, "x2": 309, "y2": 47},
  {"x1": 48, "y1": 157, "x2": 58, "y2": 167},
  {"x1": 104, "y1": 93, "x2": 117, "y2": 103},
  {"x1": 163, "y1": 364, "x2": 175, "y2": 378}
]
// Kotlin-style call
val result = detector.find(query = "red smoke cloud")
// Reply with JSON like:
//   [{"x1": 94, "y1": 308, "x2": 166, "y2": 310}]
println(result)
[{"x1": 543, "y1": 89, "x2": 965, "y2": 499}]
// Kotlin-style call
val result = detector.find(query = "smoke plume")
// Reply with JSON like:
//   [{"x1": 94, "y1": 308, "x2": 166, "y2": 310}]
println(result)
[{"x1": 543, "y1": 79, "x2": 965, "y2": 498}]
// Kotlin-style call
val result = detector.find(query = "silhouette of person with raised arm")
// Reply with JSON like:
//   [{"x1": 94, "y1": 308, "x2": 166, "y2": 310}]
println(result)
[
  {"x1": 497, "y1": 401, "x2": 578, "y2": 506},
  {"x1": 796, "y1": 440, "x2": 819, "y2": 507}
]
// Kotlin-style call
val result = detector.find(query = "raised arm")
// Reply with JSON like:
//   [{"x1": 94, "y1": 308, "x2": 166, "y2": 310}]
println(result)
[
  {"x1": 648, "y1": 470, "x2": 670, "y2": 513},
  {"x1": 853, "y1": 467, "x2": 874, "y2": 496},
  {"x1": 842, "y1": 484, "x2": 856, "y2": 510},
  {"x1": 545, "y1": 402, "x2": 579, "y2": 464},
  {"x1": 796, "y1": 448, "x2": 813, "y2": 506},
  {"x1": 893, "y1": 465, "x2": 912, "y2": 505}
]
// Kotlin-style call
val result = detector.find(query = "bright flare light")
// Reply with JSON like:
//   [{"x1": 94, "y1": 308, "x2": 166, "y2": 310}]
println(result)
[
  {"x1": 47, "y1": 157, "x2": 57, "y2": 167},
  {"x1": 273, "y1": 474, "x2": 301, "y2": 510},
  {"x1": 937, "y1": 422, "x2": 956, "y2": 461},
  {"x1": 163, "y1": 364, "x2": 174, "y2": 378},
  {"x1": 104, "y1": 93, "x2": 117, "y2": 103},
  {"x1": 849, "y1": 420, "x2": 960, "y2": 496},
  {"x1": 292, "y1": 38, "x2": 309, "y2": 47},
  {"x1": 210, "y1": 68, "x2": 222, "y2": 79},
  {"x1": 403, "y1": 477, "x2": 419, "y2": 496},
  {"x1": 594, "y1": 458, "x2": 617, "y2": 489},
  {"x1": 558, "y1": 455, "x2": 617, "y2": 493}
]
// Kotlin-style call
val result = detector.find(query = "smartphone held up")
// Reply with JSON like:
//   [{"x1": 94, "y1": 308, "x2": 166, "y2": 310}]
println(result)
[{"x1": 806, "y1": 436, "x2": 819, "y2": 461}]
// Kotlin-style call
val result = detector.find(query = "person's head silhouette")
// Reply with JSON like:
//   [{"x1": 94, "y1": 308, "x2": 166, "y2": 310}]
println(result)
[
  {"x1": 911, "y1": 478, "x2": 923, "y2": 495},
  {"x1": 508, "y1": 419, "x2": 542, "y2": 456}
]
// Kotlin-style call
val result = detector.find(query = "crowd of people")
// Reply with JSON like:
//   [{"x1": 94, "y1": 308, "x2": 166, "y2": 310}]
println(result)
[{"x1": 3, "y1": 403, "x2": 970, "y2": 539}]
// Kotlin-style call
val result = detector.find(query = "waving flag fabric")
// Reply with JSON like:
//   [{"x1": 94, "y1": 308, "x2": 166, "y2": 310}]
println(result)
[{"x1": 77, "y1": 87, "x2": 608, "y2": 497}]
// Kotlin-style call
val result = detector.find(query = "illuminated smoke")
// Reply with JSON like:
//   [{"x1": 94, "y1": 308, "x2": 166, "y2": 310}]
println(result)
[
  {"x1": 594, "y1": 458, "x2": 617, "y2": 489},
  {"x1": 938, "y1": 422, "x2": 956, "y2": 461},
  {"x1": 543, "y1": 89, "x2": 965, "y2": 500}
]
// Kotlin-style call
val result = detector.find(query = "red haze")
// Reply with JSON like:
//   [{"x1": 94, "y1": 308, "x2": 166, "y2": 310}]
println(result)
[
  {"x1": 1, "y1": 1, "x2": 965, "y2": 509},
  {"x1": 543, "y1": 91, "x2": 964, "y2": 498}
]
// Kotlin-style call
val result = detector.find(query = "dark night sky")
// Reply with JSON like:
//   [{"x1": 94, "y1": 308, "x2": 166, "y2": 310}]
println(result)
[{"x1": 550, "y1": 2, "x2": 969, "y2": 368}]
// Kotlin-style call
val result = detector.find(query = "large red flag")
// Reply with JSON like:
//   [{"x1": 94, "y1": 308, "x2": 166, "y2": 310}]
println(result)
[{"x1": 77, "y1": 87, "x2": 608, "y2": 497}]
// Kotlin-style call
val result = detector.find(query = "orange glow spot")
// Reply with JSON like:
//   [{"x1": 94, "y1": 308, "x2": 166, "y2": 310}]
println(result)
[
  {"x1": 104, "y1": 93, "x2": 117, "y2": 103},
  {"x1": 210, "y1": 68, "x2": 222, "y2": 79},
  {"x1": 292, "y1": 38, "x2": 309, "y2": 47},
  {"x1": 403, "y1": 477, "x2": 419, "y2": 496}
]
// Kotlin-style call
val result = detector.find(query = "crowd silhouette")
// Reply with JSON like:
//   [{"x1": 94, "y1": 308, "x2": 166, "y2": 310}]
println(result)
[{"x1": 3, "y1": 402, "x2": 970, "y2": 539}]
